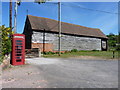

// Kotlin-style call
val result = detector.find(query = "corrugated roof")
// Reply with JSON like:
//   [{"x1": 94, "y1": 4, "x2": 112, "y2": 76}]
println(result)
[{"x1": 27, "y1": 15, "x2": 108, "y2": 39}]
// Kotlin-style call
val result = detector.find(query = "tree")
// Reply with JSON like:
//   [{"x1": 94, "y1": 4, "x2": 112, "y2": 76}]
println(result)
[
  {"x1": 1, "y1": 25, "x2": 14, "y2": 56},
  {"x1": 34, "y1": 0, "x2": 50, "y2": 4},
  {"x1": 107, "y1": 33, "x2": 118, "y2": 50}
]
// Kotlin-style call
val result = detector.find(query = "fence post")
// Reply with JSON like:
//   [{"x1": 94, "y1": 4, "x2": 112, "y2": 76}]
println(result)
[
  {"x1": 39, "y1": 50, "x2": 41, "y2": 57},
  {"x1": 113, "y1": 50, "x2": 115, "y2": 59}
]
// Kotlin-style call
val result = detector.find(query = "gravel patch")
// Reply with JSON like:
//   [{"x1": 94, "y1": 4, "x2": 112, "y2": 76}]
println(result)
[{"x1": 2, "y1": 57, "x2": 118, "y2": 88}]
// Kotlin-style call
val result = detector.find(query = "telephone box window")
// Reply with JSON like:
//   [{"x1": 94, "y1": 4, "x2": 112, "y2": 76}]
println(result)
[
  {"x1": 16, "y1": 60, "x2": 22, "y2": 62},
  {"x1": 15, "y1": 46, "x2": 22, "y2": 48},
  {"x1": 16, "y1": 54, "x2": 22, "y2": 56},
  {"x1": 16, "y1": 51, "x2": 22, "y2": 53},
  {"x1": 15, "y1": 46, "x2": 22, "y2": 49},
  {"x1": 15, "y1": 49, "x2": 22, "y2": 51},
  {"x1": 16, "y1": 57, "x2": 22, "y2": 59},
  {"x1": 16, "y1": 40, "x2": 22, "y2": 42},
  {"x1": 16, "y1": 43, "x2": 22, "y2": 45}
]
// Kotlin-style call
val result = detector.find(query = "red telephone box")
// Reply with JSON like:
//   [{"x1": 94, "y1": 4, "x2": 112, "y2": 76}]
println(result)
[{"x1": 11, "y1": 34, "x2": 25, "y2": 65}]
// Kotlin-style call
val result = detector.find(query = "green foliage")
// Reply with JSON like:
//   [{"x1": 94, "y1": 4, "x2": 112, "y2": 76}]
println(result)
[
  {"x1": 55, "y1": 52, "x2": 59, "y2": 54},
  {"x1": 92, "y1": 50, "x2": 100, "y2": 51},
  {"x1": 42, "y1": 51, "x2": 55, "y2": 55},
  {"x1": 1, "y1": 25, "x2": 13, "y2": 56},
  {"x1": 34, "y1": 0, "x2": 51, "y2": 4},
  {"x1": 42, "y1": 51, "x2": 64, "y2": 55},
  {"x1": 107, "y1": 33, "x2": 118, "y2": 51},
  {"x1": 71, "y1": 49, "x2": 78, "y2": 52},
  {"x1": 17, "y1": 0, "x2": 21, "y2": 6},
  {"x1": 116, "y1": 44, "x2": 120, "y2": 51},
  {"x1": 44, "y1": 51, "x2": 118, "y2": 59}
]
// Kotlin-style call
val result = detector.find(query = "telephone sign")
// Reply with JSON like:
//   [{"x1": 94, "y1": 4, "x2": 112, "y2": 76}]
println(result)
[{"x1": 11, "y1": 34, "x2": 25, "y2": 65}]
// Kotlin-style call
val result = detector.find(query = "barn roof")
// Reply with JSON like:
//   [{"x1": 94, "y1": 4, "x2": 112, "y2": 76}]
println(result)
[{"x1": 26, "y1": 15, "x2": 108, "y2": 39}]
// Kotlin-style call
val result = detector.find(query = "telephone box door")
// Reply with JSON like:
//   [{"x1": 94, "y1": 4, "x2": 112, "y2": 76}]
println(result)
[{"x1": 11, "y1": 34, "x2": 25, "y2": 65}]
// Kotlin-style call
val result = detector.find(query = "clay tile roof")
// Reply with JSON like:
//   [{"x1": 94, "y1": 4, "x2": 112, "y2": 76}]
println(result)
[{"x1": 27, "y1": 15, "x2": 108, "y2": 39}]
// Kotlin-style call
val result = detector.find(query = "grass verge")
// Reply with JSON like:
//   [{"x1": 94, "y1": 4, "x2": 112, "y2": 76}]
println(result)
[{"x1": 43, "y1": 51, "x2": 118, "y2": 59}]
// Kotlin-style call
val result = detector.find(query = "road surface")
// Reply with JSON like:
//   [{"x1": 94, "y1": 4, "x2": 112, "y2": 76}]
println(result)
[{"x1": 2, "y1": 57, "x2": 118, "y2": 88}]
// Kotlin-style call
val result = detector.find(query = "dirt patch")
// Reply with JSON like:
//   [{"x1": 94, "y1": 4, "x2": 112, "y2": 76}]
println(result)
[{"x1": 69, "y1": 56, "x2": 118, "y2": 60}]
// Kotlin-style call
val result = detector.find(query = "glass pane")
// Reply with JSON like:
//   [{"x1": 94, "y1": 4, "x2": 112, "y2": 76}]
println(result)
[
  {"x1": 16, "y1": 57, "x2": 20, "y2": 59},
  {"x1": 16, "y1": 40, "x2": 22, "y2": 42},
  {"x1": 16, "y1": 59, "x2": 22, "y2": 62},
  {"x1": 15, "y1": 49, "x2": 22, "y2": 50},
  {"x1": 16, "y1": 51, "x2": 22, "y2": 53},
  {"x1": 15, "y1": 46, "x2": 22, "y2": 49},
  {"x1": 16, "y1": 54, "x2": 22, "y2": 56},
  {"x1": 16, "y1": 43, "x2": 22, "y2": 45}
]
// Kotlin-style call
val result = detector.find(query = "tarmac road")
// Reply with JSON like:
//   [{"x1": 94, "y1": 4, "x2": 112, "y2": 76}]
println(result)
[{"x1": 2, "y1": 58, "x2": 118, "y2": 88}]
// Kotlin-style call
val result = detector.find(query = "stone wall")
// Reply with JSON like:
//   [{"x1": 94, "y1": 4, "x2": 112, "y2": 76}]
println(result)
[{"x1": 32, "y1": 31, "x2": 101, "y2": 51}]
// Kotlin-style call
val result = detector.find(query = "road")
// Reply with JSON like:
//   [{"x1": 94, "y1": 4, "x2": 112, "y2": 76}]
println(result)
[{"x1": 2, "y1": 57, "x2": 118, "y2": 88}]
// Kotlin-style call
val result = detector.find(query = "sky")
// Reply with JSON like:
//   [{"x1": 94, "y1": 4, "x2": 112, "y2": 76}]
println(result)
[{"x1": 2, "y1": 2, "x2": 118, "y2": 35}]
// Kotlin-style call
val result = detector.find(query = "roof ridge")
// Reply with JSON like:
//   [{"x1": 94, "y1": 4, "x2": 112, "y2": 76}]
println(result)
[{"x1": 27, "y1": 15, "x2": 100, "y2": 30}]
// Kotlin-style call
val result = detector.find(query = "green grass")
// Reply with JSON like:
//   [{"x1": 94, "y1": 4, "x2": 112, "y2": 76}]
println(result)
[{"x1": 43, "y1": 51, "x2": 119, "y2": 59}]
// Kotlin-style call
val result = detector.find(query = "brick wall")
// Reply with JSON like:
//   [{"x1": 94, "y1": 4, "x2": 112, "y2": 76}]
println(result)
[{"x1": 32, "y1": 43, "x2": 53, "y2": 52}]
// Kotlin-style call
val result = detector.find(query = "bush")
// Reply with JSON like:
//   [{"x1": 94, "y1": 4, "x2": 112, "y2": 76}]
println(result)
[
  {"x1": 1, "y1": 25, "x2": 13, "y2": 55},
  {"x1": 0, "y1": 25, "x2": 13, "y2": 64},
  {"x1": 43, "y1": 51, "x2": 55, "y2": 55},
  {"x1": 71, "y1": 49, "x2": 78, "y2": 52},
  {"x1": 116, "y1": 44, "x2": 120, "y2": 51},
  {"x1": 61, "y1": 52, "x2": 63, "y2": 54},
  {"x1": 92, "y1": 49, "x2": 100, "y2": 51},
  {"x1": 48, "y1": 51, "x2": 55, "y2": 54},
  {"x1": 55, "y1": 52, "x2": 59, "y2": 54}
]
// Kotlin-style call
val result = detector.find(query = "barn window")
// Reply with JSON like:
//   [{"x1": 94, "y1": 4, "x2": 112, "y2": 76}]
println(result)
[{"x1": 102, "y1": 41, "x2": 106, "y2": 49}]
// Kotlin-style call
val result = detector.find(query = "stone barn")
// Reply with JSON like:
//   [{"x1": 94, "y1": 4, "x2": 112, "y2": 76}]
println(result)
[{"x1": 23, "y1": 15, "x2": 108, "y2": 52}]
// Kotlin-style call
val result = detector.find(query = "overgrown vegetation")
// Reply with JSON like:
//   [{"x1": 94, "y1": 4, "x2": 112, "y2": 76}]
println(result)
[
  {"x1": 0, "y1": 25, "x2": 13, "y2": 64},
  {"x1": 42, "y1": 51, "x2": 64, "y2": 55},
  {"x1": 34, "y1": 0, "x2": 50, "y2": 4},
  {"x1": 43, "y1": 50, "x2": 118, "y2": 59},
  {"x1": 107, "y1": 33, "x2": 119, "y2": 51},
  {"x1": 71, "y1": 49, "x2": 78, "y2": 52}
]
